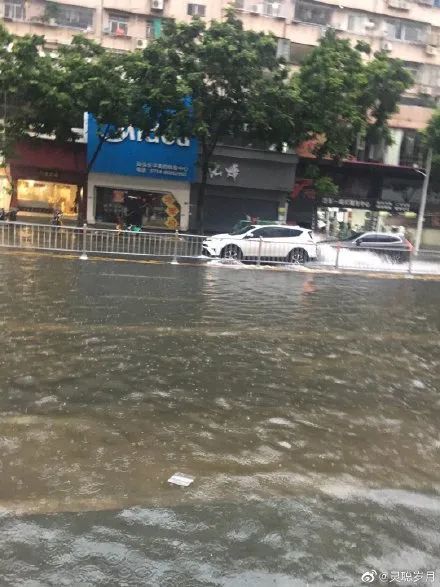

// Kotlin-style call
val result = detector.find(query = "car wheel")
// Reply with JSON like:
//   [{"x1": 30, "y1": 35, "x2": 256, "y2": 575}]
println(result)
[
  {"x1": 220, "y1": 244, "x2": 243, "y2": 261},
  {"x1": 287, "y1": 248, "x2": 309, "y2": 264}
]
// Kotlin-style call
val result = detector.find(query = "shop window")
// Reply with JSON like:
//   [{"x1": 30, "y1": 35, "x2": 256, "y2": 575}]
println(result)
[
  {"x1": 54, "y1": 4, "x2": 94, "y2": 30},
  {"x1": 4, "y1": 0, "x2": 25, "y2": 20},
  {"x1": 16, "y1": 180, "x2": 78, "y2": 215},
  {"x1": 108, "y1": 14, "x2": 128, "y2": 36},
  {"x1": 95, "y1": 187, "x2": 181, "y2": 230},
  {"x1": 294, "y1": 1, "x2": 333, "y2": 26},
  {"x1": 187, "y1": 4, "x2": 206, "y2": 17},
  {"x1": 386, "y1": 19, "x2": 427, "y2": 43}
]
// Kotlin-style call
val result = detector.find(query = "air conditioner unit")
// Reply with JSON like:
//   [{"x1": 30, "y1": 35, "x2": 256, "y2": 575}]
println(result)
[
  {"x1": 426, "y1": 45, "x2": 437, "y2": 56},
  {"x1": 103, "y1": 26, "x2": 110, "y2": 34},
  {"x1": 381, "y1": 41, "x2": 393, "y2": 51},
  {"x1": 151, "y1": 0, "x2": 164, "y2": 10},
  {"x1": 387, "y1": 0, "x2": 409, "y2": 9},
  {"x1": 365, "y1": 20, "x2": 377, "y2": 30},
  {"x1": 249, "y1": 4, "x2": 263, "y2": 14},
  {"x1": 136, "y1": 38, "x2": 148, "y2": 49}
]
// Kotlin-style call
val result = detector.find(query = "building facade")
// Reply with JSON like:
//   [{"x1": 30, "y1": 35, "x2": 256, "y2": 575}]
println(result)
[
  {"x1": 3, "y1": 0, "x2": 440, "y2": 235},
  {"x1": 2, "y1": 0, "x2": 439, "y2": 163},
  {"x1": 190, "y1": 145, "x2": 298, "y2": 232}
]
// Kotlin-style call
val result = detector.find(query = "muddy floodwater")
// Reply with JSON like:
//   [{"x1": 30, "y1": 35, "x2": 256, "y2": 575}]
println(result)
[{"x1": 0, "y1": 252, "x2": 439, "y2": 586}]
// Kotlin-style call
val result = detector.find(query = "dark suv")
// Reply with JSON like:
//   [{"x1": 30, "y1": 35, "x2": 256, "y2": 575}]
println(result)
[{"x1": 336, "y1": 232, "x2": 413, "y2": 262}]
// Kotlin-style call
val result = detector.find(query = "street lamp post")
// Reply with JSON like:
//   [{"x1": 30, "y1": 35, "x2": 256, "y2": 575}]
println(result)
[{"x1": 414, "y1": 147, "x2": 433, "y2": 255}]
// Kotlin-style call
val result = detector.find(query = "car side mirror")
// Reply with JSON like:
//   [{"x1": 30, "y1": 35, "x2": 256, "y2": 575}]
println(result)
[
  {"x1": 244, "y1": 233, "x2": 254, "y2": 239},
  {"x1": 356, "y1": 239, "x2": 362, "y2": 246}
]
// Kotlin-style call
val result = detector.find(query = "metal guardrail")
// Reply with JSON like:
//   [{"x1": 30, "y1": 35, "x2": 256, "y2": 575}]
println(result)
[{"x1": 1, "y1": 221, "x2": 440, "y2": 276}]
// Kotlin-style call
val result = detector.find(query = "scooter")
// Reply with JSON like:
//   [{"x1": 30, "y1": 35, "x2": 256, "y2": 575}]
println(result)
[
  {"x1": 51, "y1": 210, "x2": 63, "y2": 226},
  {"x1": 0, "y1": 209, "x2": 17, "y2": 221}
]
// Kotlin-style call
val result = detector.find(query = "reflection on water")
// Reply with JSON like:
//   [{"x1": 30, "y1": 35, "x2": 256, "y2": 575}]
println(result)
[{"x1": 0, "y1": 253, "x2": 439, "y2": 585}]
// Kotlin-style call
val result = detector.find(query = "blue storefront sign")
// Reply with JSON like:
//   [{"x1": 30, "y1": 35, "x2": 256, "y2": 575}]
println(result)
[{"x1": 86, "y1": 114, "x2": 197, "y2": 182}]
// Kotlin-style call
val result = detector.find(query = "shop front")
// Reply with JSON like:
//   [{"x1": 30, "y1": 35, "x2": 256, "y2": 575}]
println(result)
[
  {"x1": 316, "y1": 196, "x2": 416, "y2": 238},
  {"x1": 190, "y1": 145, "x2": 298, "y2": 233},
  {"x1": 289, "y1": 159, "x2": 426, "y2": 236},
  {"x1": 86, "y1": 115, "x2": 197, "y2": 231},
  {"x1": 8, "y1": 139, "x2": 86, "y2": 222}
]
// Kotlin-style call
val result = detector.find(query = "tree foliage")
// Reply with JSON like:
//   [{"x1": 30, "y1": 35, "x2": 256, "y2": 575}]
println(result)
[
  {"x1": 294, "y1": 29, "x2": 413, "y2": 160},
  {"x1": 136, "y1": 10, "x2": 299, "y2": 231},
  {"x1": 426, "y1": 109, "x2": 440, "y2": 153}
]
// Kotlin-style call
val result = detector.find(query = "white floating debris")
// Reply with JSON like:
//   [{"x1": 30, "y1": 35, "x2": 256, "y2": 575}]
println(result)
[
  {"x1": 278, "y1": 441, "x2": 292, "y2": 449},
  {"x1": 168, "y1": 473, "x2": 194, "y2": 487}
]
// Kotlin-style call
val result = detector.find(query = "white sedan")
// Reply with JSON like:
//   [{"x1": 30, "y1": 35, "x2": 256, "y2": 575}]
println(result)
[{"x1": 202, "y1": 224, "x2": 317, "y2": 264}]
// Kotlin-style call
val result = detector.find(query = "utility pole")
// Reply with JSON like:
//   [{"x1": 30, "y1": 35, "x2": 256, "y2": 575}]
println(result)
[{"x1": 414, "y1": 147, "x2": 433, "y2": 255}]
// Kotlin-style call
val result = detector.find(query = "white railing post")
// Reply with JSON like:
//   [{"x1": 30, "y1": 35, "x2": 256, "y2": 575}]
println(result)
[
  {"x1": 335, "y1": 244, "x2": 341, "y2": 270},
  {"x1": 257, "y1": 237, "x2": 263, "y2": 267},
  {"x1": 407, "y1": 247, "x2": 414, "y2": 276},
  {"x1": 80, "y1": 223, "x2": 88, "y2": 260},
  {"x1": 171, "y1": 229, "x2": 179, "y2": 265}
]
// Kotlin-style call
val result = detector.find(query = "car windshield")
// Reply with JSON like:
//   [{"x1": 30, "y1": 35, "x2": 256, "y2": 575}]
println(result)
[{"x1": 230, "y1": 224, "x2": 256, "y2": 235}]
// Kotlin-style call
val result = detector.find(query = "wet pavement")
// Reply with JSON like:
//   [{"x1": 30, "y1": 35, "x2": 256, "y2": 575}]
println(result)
[{"x1": 0, "y1": 251, "x2": 439, "y2": 586}]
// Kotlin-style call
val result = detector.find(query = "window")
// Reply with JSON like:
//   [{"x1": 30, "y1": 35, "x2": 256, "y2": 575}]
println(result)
[
  {"x1": 4, "y1": 0, "x2": 25, "y2": 20},
  {"x1": 295, "y1": 1, "x2": 332, "y2": 26},
  {"x1": 399, "y1": 130, "x2": 425, "y2": 166},
  {"x1": 55, "y1": 4, "x2": 94, "y2": 30},
  {"x1": 386, "y1": 20, "x2": 427, "y2": 43},
  {"x1": 252, "y1": 227, "x2": 278, "y2": 238},
  {"x1": 146, "y1": 20, "x2": 153, "y2": 38},
  {"x1": 263, "y1": 1, "x2": 283, "y2": 17},
  {"x1": 272, "y1": 227, "x2": 302, "y2": 238},
  {"x1": 108, "y1": 14, "x2": 128, "y2": 36},
  {"x1": 420, "y1": 65, "x2": 440, "y2": 88},
  {"x1": 187, "y1": 4, "x2": 206, "y2": 17},
  {"x1": 403, "y1": 61, "x2": 421, "y2": 84},
  {"x1": 289, "y1": 42, "x2": 313, "y2": 64}
]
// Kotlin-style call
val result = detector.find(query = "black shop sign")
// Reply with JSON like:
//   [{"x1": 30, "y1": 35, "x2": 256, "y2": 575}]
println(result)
[{"x1": 320, "y1": 197, "x2": 411, "y2": 214}]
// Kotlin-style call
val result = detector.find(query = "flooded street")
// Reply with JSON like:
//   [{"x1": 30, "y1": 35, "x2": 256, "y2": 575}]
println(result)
[{"x1": 0, "y1": 251, "x2": 439, "y2": 586}]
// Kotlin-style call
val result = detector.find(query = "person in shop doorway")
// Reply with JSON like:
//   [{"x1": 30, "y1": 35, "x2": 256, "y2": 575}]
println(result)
[{"x1": 125, "y1": 195, "x2": 143, "y2": 228}]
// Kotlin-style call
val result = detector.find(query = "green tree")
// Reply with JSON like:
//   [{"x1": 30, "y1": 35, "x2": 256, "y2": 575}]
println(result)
[
  {"x1": 135, "y1": 11, "x2": 299, "y2": 232},
  {"x1": 0, "y1": 25, "x2": 55, "y2": 158},
  {"x1": 295, "y1": 30, "x2": 412, "y2": 160},
  {"x1": 0, "y1": 27, "x2": 142, "y2": 221},
  {"x1": 426, "y1": 108, "x2": 440, "y2": 152}
]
